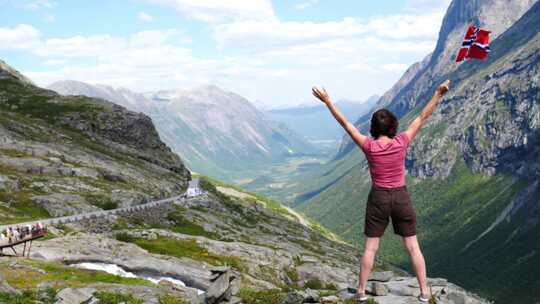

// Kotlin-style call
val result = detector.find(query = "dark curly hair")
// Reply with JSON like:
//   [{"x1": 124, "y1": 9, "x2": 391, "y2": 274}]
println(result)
[{"x1": 370, "y1": 108, "x2": 398, "y2": 139}]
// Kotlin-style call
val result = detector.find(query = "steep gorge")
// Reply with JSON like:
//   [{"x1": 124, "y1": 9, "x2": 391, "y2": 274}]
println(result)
[{"x1": 48, "y1": 81, "x2": 315, "y2": 181}]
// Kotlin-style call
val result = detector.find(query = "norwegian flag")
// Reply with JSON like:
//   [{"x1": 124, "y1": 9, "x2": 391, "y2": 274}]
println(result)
[{"x1": 456, "y1": 23, "x2": 491, "y2": 62}]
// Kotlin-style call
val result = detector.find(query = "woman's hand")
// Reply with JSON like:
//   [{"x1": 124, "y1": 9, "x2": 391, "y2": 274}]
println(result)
[
  {"x1": 312, "y1": 86, "x2": 332, "y2": 105},
  {"x1": 313, "y1": 86, "x2": 368, "y2": 147},
  {"x1": 436, "y1": 80, "x2": 451, "y2": 97}
]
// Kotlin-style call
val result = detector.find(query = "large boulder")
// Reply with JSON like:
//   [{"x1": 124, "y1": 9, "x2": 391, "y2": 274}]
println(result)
[
  {"x1": 54, "y1": 287, "x2": 96, "y2": 304},
  {"x1": 280, "y1": 291, "x2": 304, "y2": 304},
  {"x1": 206, "y1": 271, "x2": 230, "y2": 304},
  {"x1": 205, "y1": 268, "x2": 241, "y2": 304},
  {"x1": 368, "y1": 271, "x2": 394, "y2": 282}
]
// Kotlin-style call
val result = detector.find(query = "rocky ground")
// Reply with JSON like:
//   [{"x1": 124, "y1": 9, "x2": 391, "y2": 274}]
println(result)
[
  {"x1": 0, "y1": 111, "x2": 190, "y2": 218},
  {"x1": 0, "y1": 179, "x2": 491, "y2": 304}
]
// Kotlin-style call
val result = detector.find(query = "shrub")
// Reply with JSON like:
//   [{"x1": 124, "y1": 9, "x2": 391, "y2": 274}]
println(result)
[
  {"x1": 324, "y1": 282, "x2": 338, "y2": 290},
  {"x1": 344, "y1": 298, "x2": 379, "y2": 304},
  {"x1": 304, "y1": 278, "x2": 323, "y2": 290},
  {"x1": 39, "y1": 287, "x2": 57, "y2": 303},
  {"x1": 158, "y1": 295, "x2": 189, "y2": 304},
  {"x1": 0, "y1": 291, "x2": 37, "y2": 304},
  {"x1": 94, "y1": 292, "x2": 143, "y2": 304},
  {"x1": 115, "y1": 232, "x2": 135, "y2": 243},
  {"x1": 284, "y1": 267, "x2": 299, "y2": 283},
  {"x1": 165, "y1": 209, "x2": 219, "y2": 239},
  {"x1": 84, "y1": 193, "x2": 119, "y2": 210},
  {"x1": 237, "y1": 288, "x2": 285, "y2": 304}
]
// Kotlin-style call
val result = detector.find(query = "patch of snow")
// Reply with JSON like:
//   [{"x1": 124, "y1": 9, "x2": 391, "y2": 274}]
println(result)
[
  {"x1": 75, "y1": 262, "x2": 137, "y2": 278},
  {"x1": 72, "y1": 262, "x2": 205, "y2": 295}
]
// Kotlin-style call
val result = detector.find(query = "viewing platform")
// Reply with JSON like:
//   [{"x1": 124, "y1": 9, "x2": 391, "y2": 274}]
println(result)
[{"x1": 0, "y1": 224, "x2": 47, "y2": 258}]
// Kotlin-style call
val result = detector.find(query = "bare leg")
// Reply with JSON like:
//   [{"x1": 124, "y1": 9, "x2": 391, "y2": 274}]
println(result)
[
  {"x1": 403, "y1": 235, "x2": 429, "y2": 296},
  {"x1": 357, "y1": 237, "x2": 380, "y2": 294}
]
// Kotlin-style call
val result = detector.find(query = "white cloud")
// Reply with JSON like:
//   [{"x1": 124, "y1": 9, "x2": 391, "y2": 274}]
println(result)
[
  {"x1": 43, "y1": 59, "x2": 65, "y2": 65},
  {"x1": 147, "y1": 0, "x2": 276, "y2": 23},
  {"x1": 366, "y1": 12, "x2": 444, "y2": 39},
  {"x1": 295, "y1": 0, "x2": 318, "y2": 10},
  {"x1": 44, "y1": 14, "x2": 56, "y2": 23},
  {"x1": 206, "y1": 6, "x2": 447, "y2": 104},
  {"x1": 35, "y1": 35, "x2": 127, "y2": 58},
  {"x1": 0, "y1": 24, "x2": 41, "y2": 49},
  {"x1": 345, "y1": 63, "x2": 374, "y2": 72},
  {"x1": 382, "y1": 63, "x2": 409, "y2": 73},
  {"x1": 24, "y1": 0, "x2": 56, "y2": 10},
  {"x1": 18, "y1": 28, "x2": 199, "y2": 90},
  {"x1": 264, "y1": 37, "x2": 435, "y2": 59},
  {"x1": 129, "y1": 29, "x2": 181, "y2": 46},
  {"x1": 213, "y1": 12, "x2": 443, "y2": 51},
  {"x1": 405, "y1": 0, "x2": 452, "y2": 13},
  {"x1": 138, "y1": 11, "x2": 154, "y2": 22},
  {"x1": 214, "y1": 17, "x2": 365, "y2": 49},
  {"x1": 30, "y1": 29, "x2": 186, "y2": 59}
]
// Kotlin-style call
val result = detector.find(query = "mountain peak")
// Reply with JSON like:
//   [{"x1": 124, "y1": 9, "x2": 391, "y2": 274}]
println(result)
[
  {"x1": 192, "y1": 84, "x2": 225, "y2": 93},
  {"x1": 144, "y1": 84, "x2": 231, "y2": 103},
  {"x1": 187, "y1": 84, "x2": 238, "y2": 100}
]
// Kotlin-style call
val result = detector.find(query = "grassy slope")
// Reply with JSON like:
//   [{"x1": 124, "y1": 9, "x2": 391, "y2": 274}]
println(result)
[
  {"x1": 429, "y1": 181, "x2": 540, "y2": 304},
  {"x1": 196, "y1": 174, "x2": 345, "y2": 244}
]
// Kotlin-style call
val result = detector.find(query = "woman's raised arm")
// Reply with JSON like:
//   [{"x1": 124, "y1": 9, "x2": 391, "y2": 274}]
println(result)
[
  {"x1": 312, "y1": 86, "x2": 368, "y2": 148},
  {"x1": 405, "y1": 80, "x2": 450, "y2": 142}
]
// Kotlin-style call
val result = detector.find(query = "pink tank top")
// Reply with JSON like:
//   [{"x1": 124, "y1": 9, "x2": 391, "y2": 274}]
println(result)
[{"x1": 360, "y1": 131, "x2": 410, "y2": 188}]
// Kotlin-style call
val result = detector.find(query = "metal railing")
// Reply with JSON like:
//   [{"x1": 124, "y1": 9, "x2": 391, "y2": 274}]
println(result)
[{"x1": 0, "y1": 179, "x2": 202, "y2": 230}]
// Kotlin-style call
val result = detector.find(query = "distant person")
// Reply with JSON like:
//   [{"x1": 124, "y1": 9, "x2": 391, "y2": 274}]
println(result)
[{"x1": 312, "y1": 80, "x2": 450, "y2": 303}]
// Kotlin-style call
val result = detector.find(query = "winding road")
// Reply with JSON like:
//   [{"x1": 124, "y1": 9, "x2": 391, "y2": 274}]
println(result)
[{"x1": 0, "y1": 178, "x2": 202, "y2": 230}]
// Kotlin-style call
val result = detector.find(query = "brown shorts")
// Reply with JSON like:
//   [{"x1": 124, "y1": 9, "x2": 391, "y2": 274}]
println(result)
[{"x1": 364, "y1": 185, "x2": 417, "y2": 237}]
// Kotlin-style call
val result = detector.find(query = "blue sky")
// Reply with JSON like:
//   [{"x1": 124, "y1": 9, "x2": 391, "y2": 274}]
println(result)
[{"x1": 0, "y1": 0, "x2": 451, "y2": 108}]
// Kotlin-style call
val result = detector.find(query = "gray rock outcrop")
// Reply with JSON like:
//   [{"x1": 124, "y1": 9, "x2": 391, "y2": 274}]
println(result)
[
  {"x1": 54, "y1": 287, "x2": 96, "y2": 304},
  {"x1": 204, "y1": 266, "x2": 241, "y2": 304},
  {"x1": 0, "y1": 59, "x2": 191, "y2": 222}
]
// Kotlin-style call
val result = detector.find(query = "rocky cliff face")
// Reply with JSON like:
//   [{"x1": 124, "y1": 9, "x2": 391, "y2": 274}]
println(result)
[
  {"x1": 407, "y1": 1, "x2": 540, "y2": 179},
  {"x1": 295, "y1": 1, "x2": 540, "y2": 303},
  {"x1": 49, "y1": 81, "x2": 315, "y2": 180},
  {"x1": 58, "y1": 102, "x2": 187, "y2": 175},
  {"x1": 0, "y1": 61, "x2": 190, "y2": 219},
  {"x1": 338, "y1": 0, "x2": 538, "y2": 157}
]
